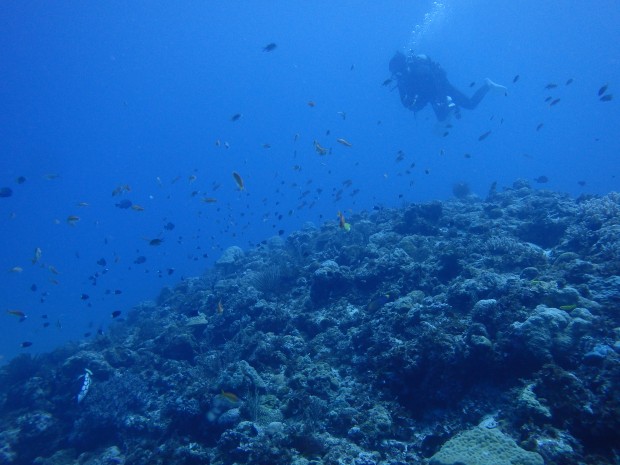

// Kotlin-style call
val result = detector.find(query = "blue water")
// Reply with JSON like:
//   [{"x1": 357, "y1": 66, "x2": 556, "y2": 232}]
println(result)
[{"x1": 1, "y1": 0, "x2": 619, "y2": 363}]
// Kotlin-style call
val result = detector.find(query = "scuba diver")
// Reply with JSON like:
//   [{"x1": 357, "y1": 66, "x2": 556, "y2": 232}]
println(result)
[{"x1": 388, "y1": 51, "x2": 506, "y2": 122}]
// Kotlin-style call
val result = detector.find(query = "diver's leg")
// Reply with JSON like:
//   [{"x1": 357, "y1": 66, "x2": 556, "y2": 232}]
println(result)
[
  {"x1": 449, "y1": 79, "x2": 506, "y2": 110},
  {"x1": 431, "y1": 101, "x2": 451, "y2": 122}
]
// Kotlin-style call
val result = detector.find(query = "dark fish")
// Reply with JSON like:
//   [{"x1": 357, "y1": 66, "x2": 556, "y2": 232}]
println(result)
[
  {"x1": 550, "y1": 98, "x2": 561, "y2": 106},
  {"x1": 114, "y1": 289, "x2": 122, "y2": 295},
  {"x1": 30, "y1": 284, "x2": 37, "y2": 292},
  {"x1": 512, "y1": 75, "x2": 520, "y2": 83},
  {"x1": 544, "y1": 83, "x2": 557, "y2": 90},
  {"x1": 16, "y1": 176, "x2": 26, "y2": 184},
  {"x1": 84, "y1": 332, "x2": 91, "y2": 338},
  {"x1": 565, "y1": 78, "x2": 573, "y2": 85},
  {"x1": 115, "y1": 199, "x2": 132, "y2": 209},
  {"x1": 20, "y1": 341, "x2": 33, "y2": 348},
  {"x1": 164, "y1": 222, "x2": 175, "y2": 231},
  {"x1": 578, "y1": 180, "x2": 586, "y2": 186},
  {"x1": 167, "y1": 268, "x2": 175, "y2": 275},
  {"x1": 0, "y1": 187, "x2": 13, "y2": 198},
  {"x1": 43, "y1": 322, "x2": 50, "y2": 328},
  {"x1": 111, "y1": 310, "x2": 121, "y2": 318},
  {"x1": 478, "y1": 130, "x2": 492, "y2": 141},
  {"x1": 536, "y1": 123, "x2": 544, "y2": 131},
  {"x1": 81, "y1": 294, "x2": 89, "y2": 300},
  {"x1": 600, "y1": 94, "x2": 613, "y2": 102},
  {"x1": 263, "y1": 42, "x2": 277, "y2": 52},
  {"x1": 469, "y1": 81, "x2": 475, "y2": 87},
  {"x1": 231, "y1": 113, "x2": 242, "y2": 122},
  {"x1": 134, "y1": 256, "x2": 147, "y2": 264},
  {"x1": 366, "y1": 294, "x2": 391, "y2": 312},
  {"x1": 97, "y1": 258, "x2": 107, "y2": 266},
  {"x1": 149, "y1": 238, "x2": 163, "y2": 246},
  {"x1": 598, "y1": 84, "x2": 608, "y2": 96},
  {"x1": 534, "y1": 175, "x2": 549, "y2": 183},
  {"x1": 382, "y1": 78, "x2": 393, "y2": 86},
  {"x1": 544, "y1": 96, "x2": 552, "y2": 102}
]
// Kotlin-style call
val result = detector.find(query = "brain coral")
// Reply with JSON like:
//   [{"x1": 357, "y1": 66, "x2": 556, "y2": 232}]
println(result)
[{"x1": 430, "y1": 426, "x2": 543, "y2": 465}]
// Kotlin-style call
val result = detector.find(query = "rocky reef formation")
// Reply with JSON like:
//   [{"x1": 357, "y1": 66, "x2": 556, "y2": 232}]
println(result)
[{"x1": 1, "y1": 181, "x2": 619, "y2": 465}]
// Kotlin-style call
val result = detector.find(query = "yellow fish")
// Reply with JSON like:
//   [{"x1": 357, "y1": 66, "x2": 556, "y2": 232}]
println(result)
[
  {"x1": 220, "y1": 390, "x2": 239, "y2": 403},
  {"x1": 131, "y1": 204, "x2": 145, "y2": 211}
]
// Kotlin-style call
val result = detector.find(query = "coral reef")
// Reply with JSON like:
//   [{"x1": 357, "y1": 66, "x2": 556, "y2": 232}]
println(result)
[{"x1": 1, "y1": 183, "x2": 619, "y2": 464}]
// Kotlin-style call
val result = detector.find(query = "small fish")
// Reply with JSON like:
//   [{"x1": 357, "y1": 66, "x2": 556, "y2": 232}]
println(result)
[
  {"x1": 76, "y1": 202, "x2": 89, "y2": 207},
  {"x1": 111, "y1": 310, "x2": 121, "y2": 318},
  {"x1": 478, "y1": 130, "x2": 492, "y2": 141},
  {"x1": 565, "y1": 78, "x2": 573, "y2": 85},
  {"x1": 230, "y1": 113, "x2": 242, "y2": 122},
  {"x1": 201, "y1": 197, "x2": 218, "y2": 203},
  {"x1": 549, "y1": 98, "x2": 561, "y2": 106},
  {"x1": 48, "y1": 265, "x2": 60, "y2": 275},
  {"x1": 337, "y1": 211, "x2": 351, "y2": 232},
  {"x1": 534, "y1": 175, "x2": 549, "y2": 183},
  {"x1": 81, "y1": 294, "x2": 90, "y2": 300},
  {"x1": 536, "y1": 123, "x2": 544, "y2": 131},
  {"x1": 115, "y1": 199, "x2": 132, "y2": 209},
  {"x1": 9, "y1": 266, "x2": 23, "y2": 273},
  {"x1": 188, "y1": 175, "x2": 197, "y2": 183},
  {"x1": 232, "y1": 171, "x2": 245, "y2": 190},
  {"x1": 16, "y1": 176, "x2": 26, "y2": 184},
  {"x1": 263, "y1": 42, "x2": 277, "y2": 52},
  {"x1": 307, "y1": 101, "x2": 316, "y2": 107},
  {"x1": 600, "y1": 94, "x2": 613, "y2": 102},
  {"x1": 20, "y1": 341, "x2": 33, "y2": 348},
  {"x1": 336, "y1": 138, "x2": 352, "y2": 147},
  {"x1": 217, "y1": 299, "x2": 224, "y2": 315},
  {"x1": 97, "y1": 258, "x2": 107, "y2": 266},
  {"x1": 512, "y1": 75, "x2": 520, "y2": 83},
  {"x1": 133, "y1": 256, "x2": 147, "y2": 264},
  {"x1": 149, "y1": 238, "x2": 164, "y2": 246},
  {"x1": 337, "y1": 111, "x2": 346, "y2": 120},
  {"x1": 469, "y1": 81, "x2": 475, "y2": 87},
  {"x1": 43, "y1": 173, "x2": 60, "y2": 180},
  {"x1": 366, "y1": 294, "x2": 391, "y2": 312},
  {"x1": 0, "y1": 187, "x2": 13, "y2": 198},
  {"x1": 6, "y1": 310, "x2": 27, "y2": 320},
  {"x1": 131, "y1": 204, "x2": 145, "y2": 211},
  {"x1": 220, "y1": 389, "x2": 239, "y2": 403},
  {"x1": 544, "y1": 83, "x2": 557, "y2": 90},
  {"x1": 382, "y1": 78, "x2": 393, "y2": 86},
  {"x1": 111, "y1": 184, "x2": 131, "y2": 196},
  {"x1": 598, "y1": 84, "x2": 608, "y2": 96},
  {"x1": 31, "y1": 247, "x2": 43, "y2": 265},
  {"x1": 164, "y1": 222, "x2": 175, "y2": 231},
  {"x1": 67, "y1": 215, "x2": 80, "y2": 225},
  {"x1": 313, "y1": 140, "x2": 329, "y2": 156}
]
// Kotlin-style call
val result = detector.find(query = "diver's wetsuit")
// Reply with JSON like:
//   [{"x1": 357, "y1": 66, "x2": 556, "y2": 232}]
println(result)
[{"x1": 395, "y1": 55, "x2": 490, "y2": 122}]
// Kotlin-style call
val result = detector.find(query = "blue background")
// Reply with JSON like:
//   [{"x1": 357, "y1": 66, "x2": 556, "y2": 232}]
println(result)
[{"x1": 1, "y1": 0, "x2": 619, "y2": 362}]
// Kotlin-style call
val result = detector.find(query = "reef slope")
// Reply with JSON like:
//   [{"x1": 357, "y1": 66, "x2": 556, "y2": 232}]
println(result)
[{"x1": 1, "y1": 181, "x2": 619, "y2": 465}]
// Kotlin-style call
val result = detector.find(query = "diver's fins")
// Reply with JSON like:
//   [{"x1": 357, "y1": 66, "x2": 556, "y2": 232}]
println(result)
[{"x1": 485, "y1": 78, "x2": 508, "y2": 95}]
